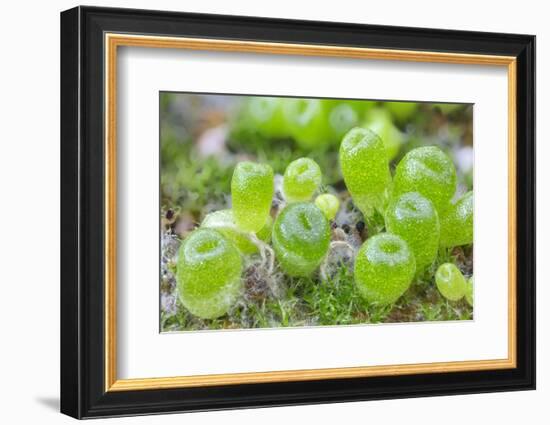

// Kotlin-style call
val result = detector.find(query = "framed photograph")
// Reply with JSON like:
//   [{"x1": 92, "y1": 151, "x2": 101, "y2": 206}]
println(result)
[{"x1": 60, "y1": 6, "x2": 535, "y2": 419}]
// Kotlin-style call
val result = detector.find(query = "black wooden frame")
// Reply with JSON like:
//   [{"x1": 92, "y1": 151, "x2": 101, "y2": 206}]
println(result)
[{"x1": 60, "y1": 5, "x2": 536, "y2": 419}]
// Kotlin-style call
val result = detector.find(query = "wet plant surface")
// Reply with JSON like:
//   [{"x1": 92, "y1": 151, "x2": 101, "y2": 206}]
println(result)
[{"x1": 160, "y1": 94, "x2": 474, "y2": 332}]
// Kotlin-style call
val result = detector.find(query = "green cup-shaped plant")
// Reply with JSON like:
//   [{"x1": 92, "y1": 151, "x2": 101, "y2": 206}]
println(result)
[
  {"x1": 385, "y1": 192, "x2": 440, "y2": 271},
  {"x1": 282, "y1": 157, "x2": 322, "y2": 202},
  {"x1": 176, "y1": 228, "x2": 242, "y2": 319},
  {"x1": 435, "y1": 263, "x2": 467, "y2": 301},
  {"x1": 339, "y1": 127, "x2": 391, "y2": 215},
  {"x1": 272, "y1": 202, "x2": 330, "y2": 276},
  {"x1": 282, "y1": 98, "x2": 332, "y2": 149},
  {"x1": 439, "y1": 191, "x2": 473, "y2": 247},
  {"x1": 245, "y1": 97, "x2": 288, "y2": 139},
  {"x1": 201, "y1": 209, "x2": 272, "y2": 255},
  {"x1": 392, "y1": 146, "x2": 457, "y2": 214},
  {"x1": 231, "y1": 161, "x2": 274, "y2": 232},
  {"x1": 314, "y1": 193, "x2": 340, "y2": 221},
  {"x1": 354, "y1": 233, "x2": 416, "y2": 305}
]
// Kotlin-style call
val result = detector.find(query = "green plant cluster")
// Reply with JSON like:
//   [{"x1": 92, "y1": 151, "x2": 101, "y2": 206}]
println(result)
[
  {"x1": 174, "y1": 119, "x2": 474, "y2": 322},
  {"x1": 229, "y1": 97, "x2": 419, "y2": 160}
]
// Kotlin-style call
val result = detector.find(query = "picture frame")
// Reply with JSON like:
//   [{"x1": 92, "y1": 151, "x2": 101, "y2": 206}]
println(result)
[{"x1": 60, "y1": 5, "x2": 535, "y2": 419}]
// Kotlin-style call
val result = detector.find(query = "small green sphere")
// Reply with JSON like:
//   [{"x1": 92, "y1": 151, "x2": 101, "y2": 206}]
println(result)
[
  {"x1": 354, "y1": 233, "x2": 416, "y2": 305},
  {"x1": 202, "y1": 209, "x2": 272, "y2": 255},
  {"x1": 363, "y1": 108, "x2": 404, "y2": 160},
  {"x1": 392, "y1": 146, "x2": 457, "y2": 214},
  {"x1": 435, "y1": 263, "x2": 467, "y2": 302},
  {"x1": 465, "y1": 276, "x2": 474, "y2": 307},
  {"x1": 314, "y1": 193, "x2": 340, "y2": 221},
  {"x1": 339, "y1": 127, "x2": 391, "y2": 215},
  {"x1": 385, "y1": 192, "x2": 440, "y2": 271},
  {"x1": 439, "y1": 191, "x2": 474, "y2": 248},
  {"x1": 231, "y1": 161, "x2": 274, "y2": 232},
  {"x1": 283, "y1": 157, "x2": 322, "y2": 202},
  {"x1": 176, "y1": 228, "x2": 242, "y2": 319},
  {"x1": 272, "y1": 202, "x2": 330, "y2": 276}
]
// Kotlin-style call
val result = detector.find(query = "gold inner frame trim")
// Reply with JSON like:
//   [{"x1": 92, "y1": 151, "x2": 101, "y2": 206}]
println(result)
[{"x1": 104, "y1": 33, "x2": 518, "y2": 392}]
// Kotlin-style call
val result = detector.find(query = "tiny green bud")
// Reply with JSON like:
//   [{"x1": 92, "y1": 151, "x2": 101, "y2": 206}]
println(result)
[
  {"x1": 282, "y1": 157, "x2": 322, "y2": 202},
  {"x1": 385, "y1": 192, "x2": 440, "y2": 271},
  {"x1": 176, "y1": 228, "x2": 242, "y2": 319},
  {"x1": 354, "y1": 233, "x2": 416, "y2": 305},
  {"x1": 339, "y1": 127, "x2": 391, "y2": 215},
  {"x1": 435, "y1": 263, "x2": 467, "y2": 301},
  {"x1": 272, "y1": 202, "x2": 330, "y2": 277},
  {"x1": 439, "y1": 191, "x2": 473, "y2": 248},
  {"x1": 231, "y1": 161, "x2": 274, "y2": 232},
  {"x1": 314, "y1": 193, "x2": 340, "y2": 221},
  {"x1": 392, "y1": 146, "x2": 457, "y2": 214}
]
